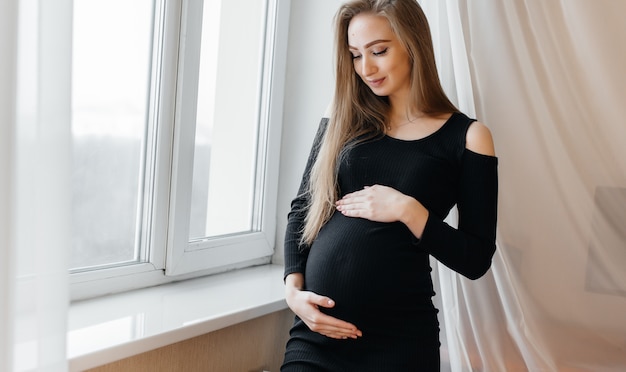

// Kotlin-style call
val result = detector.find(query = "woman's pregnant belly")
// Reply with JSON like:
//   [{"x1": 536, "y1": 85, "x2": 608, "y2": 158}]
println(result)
[{"x1": 304, "y1": 212, "x2": 435, "y2": 333}]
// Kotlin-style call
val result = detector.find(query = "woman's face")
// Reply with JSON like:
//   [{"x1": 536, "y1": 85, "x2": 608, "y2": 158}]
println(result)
[{"x1": 347, "y1": 13, "x2": 412, "y2": 100}]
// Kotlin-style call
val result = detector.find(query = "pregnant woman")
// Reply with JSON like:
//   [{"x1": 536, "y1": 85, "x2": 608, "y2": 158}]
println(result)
[{"x1": 281, "y1": 0, "x2": 498, "y2": 370}]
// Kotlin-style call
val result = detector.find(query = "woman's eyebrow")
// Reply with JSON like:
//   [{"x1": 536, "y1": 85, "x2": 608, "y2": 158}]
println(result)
[{"x1": 348, "y1": 39, "x2": 391, "y2": 50}]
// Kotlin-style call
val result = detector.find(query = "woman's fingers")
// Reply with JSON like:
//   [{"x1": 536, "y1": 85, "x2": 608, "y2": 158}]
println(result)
[
  {"x1": 302, "y1": 311, "x2": 362, "y2": 339},
  {"x1": 335, "y1": 187, "x2": 373, "y2": 217},
  {"x1": 336, "y1": 184, "x2": 403, "y2": 222},
  {"x1": 287, "y1": 290, "x2": 362, "y2": 339}
]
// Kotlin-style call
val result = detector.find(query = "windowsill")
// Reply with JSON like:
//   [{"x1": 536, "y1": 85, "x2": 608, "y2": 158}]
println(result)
[{"x1": 67, "y1": 264, "x2": 287, "y2": 371}]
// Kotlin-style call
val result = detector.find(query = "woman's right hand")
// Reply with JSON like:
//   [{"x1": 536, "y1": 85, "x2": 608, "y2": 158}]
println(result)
[{"x1": 285, "y1": 273, "x2": 362, "y2": 340}]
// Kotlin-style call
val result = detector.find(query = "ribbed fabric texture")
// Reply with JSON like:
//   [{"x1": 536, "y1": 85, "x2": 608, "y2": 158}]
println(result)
[
  {"x1": 284, "y1": 113, "x2": 498, "y2": 279},
  {"x1": 418, "y1": 149, "x2": 499, "y2": 279},
  {"x1": 283, "y1": 118, "x2": 328, "y2": 280},
  {"x1": 281, "y1": 113, "x2": 498, "y2": 371}
]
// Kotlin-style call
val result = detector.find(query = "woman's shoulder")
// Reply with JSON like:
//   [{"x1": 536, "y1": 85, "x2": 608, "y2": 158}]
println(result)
[
  {"x1": 465, "y1": 120, "x2": 496, "y2": 157},
  {"x1": 442, "y1": 112, "x2": 496, "y2": 158}
]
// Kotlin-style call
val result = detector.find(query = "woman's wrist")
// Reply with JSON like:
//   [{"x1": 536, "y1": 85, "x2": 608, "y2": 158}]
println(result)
[
  {"x1": 285, "y1": 272, "x2": 304, "y2": 291},
  {"x1": 400, "y1": 196, "x2": 429, "y2": 239},
  {"x1": 284, "y1": 273, "x2": 304, "y2": 311}
]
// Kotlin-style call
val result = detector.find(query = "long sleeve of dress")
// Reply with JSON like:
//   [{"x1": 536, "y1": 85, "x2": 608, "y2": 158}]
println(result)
[
  {"x1": 283, "y1": 118, "x2": 329, "y2": 280},
  {"x1": 418, "y1": 149, "x2": 498, "y2": 280}
]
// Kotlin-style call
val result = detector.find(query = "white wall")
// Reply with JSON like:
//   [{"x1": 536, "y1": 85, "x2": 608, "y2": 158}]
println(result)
[{"x1": 272, "y1": 0, "x2": 343, "y2": 265}]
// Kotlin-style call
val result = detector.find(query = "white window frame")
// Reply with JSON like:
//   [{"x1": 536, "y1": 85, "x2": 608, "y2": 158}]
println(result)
[{"x1": 69, "y1": 0, "x2": 289, "y2": 300}]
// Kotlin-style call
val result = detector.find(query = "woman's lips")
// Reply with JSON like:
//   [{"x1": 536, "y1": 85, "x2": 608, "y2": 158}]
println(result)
[{"x1": 367, "y1": 77, "x2": 385, "y2": 88}]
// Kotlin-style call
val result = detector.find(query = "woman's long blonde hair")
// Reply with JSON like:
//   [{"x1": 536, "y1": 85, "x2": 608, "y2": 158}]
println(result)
[{"x1": 301, "y1": 0, "x2": 458, "y2": 246}]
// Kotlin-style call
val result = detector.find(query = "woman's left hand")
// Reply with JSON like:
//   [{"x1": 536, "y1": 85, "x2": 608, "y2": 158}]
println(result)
[{"x1": 336, "y1": 185, "x2": 409, "y2": 223}]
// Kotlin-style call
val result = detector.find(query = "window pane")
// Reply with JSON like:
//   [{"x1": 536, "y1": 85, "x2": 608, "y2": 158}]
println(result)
[
  {"x1": 189, "y1": 0, "x2": 267, "y2": 240},
  {"x1": 70, "y1": 0, "x2": 154, "y2": 270}
]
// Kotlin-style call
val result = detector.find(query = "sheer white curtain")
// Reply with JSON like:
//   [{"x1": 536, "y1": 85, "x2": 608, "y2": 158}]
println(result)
[
  {"x1": 422, "y1": 0, "x2": 626, "y2": 371},
  {"x1": 1, "y1": 0, "x2": 72, "y2": 371}
]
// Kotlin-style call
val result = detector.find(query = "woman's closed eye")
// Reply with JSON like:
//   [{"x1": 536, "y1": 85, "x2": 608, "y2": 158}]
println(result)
[
  {"x1": 372, "y1": 47, "x2": 388, "y2": 56},
  {"x1": 351, "y1": 47, "x2": 388, "y2": 60}
]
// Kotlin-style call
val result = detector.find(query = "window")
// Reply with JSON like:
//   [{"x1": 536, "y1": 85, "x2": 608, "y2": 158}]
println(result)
[
  {"x1": 70, "y1": 0, "x2": 287, "y2": 299},
  {"x1": 71, "y1": 0, "x2": 154, "y2": 272}
]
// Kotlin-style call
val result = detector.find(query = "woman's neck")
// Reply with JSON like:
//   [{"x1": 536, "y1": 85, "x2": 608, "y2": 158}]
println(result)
[
  {"x1": 387, "y1": 101, "x2": 424, "y2": 130},
  {"x1": 387, "y1": 92, "x2": 420, "y2": 125}
]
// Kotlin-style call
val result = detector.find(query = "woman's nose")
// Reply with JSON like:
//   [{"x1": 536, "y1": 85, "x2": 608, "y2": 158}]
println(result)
[{"x1": 360, "y1": 56, "x2": 376, "y2": 76}]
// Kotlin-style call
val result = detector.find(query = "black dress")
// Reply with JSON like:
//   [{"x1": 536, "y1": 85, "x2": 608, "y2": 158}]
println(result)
[{"x1": 282, "y1": 113, "x2": 498, "y2": 371}]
